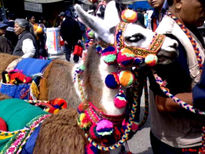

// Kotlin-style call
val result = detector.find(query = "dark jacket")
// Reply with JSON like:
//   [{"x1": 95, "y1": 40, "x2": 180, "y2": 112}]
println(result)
[
  {"x1": 13, "y1": 30, "x2": 38, "y2": 57},
  {"x1": 0, "y1": 36, "x2": 13, "y2": 54},
  {"x1": 60, "y1": 16, "x2": 82, "y2": 47}
]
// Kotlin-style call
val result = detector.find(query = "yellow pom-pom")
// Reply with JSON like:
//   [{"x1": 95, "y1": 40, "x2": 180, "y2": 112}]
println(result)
[
  {"x1": 77, "y1": 113, "x2": 91, "y2": 129},
  {"x1": 145, "y1": 54, "x2": 158, "y2": 66},
  {"x1": 121, "y1": 9, "x2": 138, "y2": 23}
]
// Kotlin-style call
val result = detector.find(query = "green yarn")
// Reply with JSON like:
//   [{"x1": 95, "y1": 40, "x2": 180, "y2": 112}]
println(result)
[{"x1": 0, "y1": 98, "x2": 48, "y2": 131}]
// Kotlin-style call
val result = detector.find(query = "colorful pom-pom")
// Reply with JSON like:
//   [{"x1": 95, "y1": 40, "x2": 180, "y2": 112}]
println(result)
[
  {"x1": 119, "y1": 70, "x2": 134, "y2": 87},
  {"x1": 121, "y1": 9, "x2": 138, "y2": 23},
  {"x1": 145, "y1": 54, "x2": 158, "y2": 66},
  {"x1": 96, "y1": 45, "x2": 102, "y2": 54},
  {"x1": 134, "y1": 57, "x2": 144, "y2": 65},
  {"x1": 114, "y1": 90, "x2": 127, "y2": 109},
  {"x1": 105, "y1": 72, "x2": 120, "y2": 89},
  {"x1": 96, "y1": 120, "x2": 113, "y2": 136},
  {"x1": 0, "y1": 117, "x2": 7, "y2": 131},
  {"x1": 86, "y1": 28, "x2": 95, "y2": 39},
  {"x1": 77, "y1": 102, "x2": 88, "y2": 113},
  {"x1": 77, "y1": 113, "x2": 91, "y2": 129},
  {"x1": 117, "y1": 48, "x2": 135, "y2": 67},
  {"x1": 101, "y1": 46, "x2": 117, "y2": 64}
]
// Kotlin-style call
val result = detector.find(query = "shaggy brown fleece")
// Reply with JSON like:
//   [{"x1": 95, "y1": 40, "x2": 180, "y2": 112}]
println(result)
[
  {"x1": 83, "y1": 45, "x2": 103, "y2": 109},
  {"x1": 44, "y1": 59, "x2": 81, "y2": 108},
  {"x1": 0, "y1": 53, "x2": 19, "y2": 80},
  {"x1": 33, "y1": 108, "x2": 86, "y2": 154}
]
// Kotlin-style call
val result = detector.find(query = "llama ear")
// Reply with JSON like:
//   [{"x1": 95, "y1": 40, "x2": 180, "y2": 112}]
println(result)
[
  {"x1": 74, "y1": 4, "x2": 115, "y2": 44},
  {"x1": 104, "y1": 1, "x2": 120, "y2": 29}
]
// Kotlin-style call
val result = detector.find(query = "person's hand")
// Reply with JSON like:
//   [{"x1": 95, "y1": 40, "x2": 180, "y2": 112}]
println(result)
[{"x1": 64, "y1": 41, "x2": 68, "y2": 45}]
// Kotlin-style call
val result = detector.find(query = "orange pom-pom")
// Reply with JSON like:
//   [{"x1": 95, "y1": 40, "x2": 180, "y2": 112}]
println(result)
[{"x1": 121, "y1": 9, "x2": 138, "y2": 23}]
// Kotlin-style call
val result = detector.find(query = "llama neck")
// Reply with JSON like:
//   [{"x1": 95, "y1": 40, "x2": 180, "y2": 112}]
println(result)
[{"x1": 99, "y1": 58, "x2": 126, "y2": 116}]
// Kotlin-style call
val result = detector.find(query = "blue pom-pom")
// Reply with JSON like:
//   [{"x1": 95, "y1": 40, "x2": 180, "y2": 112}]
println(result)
[
  {"x1": 96, "y1": 45, "x2": 102, "y2": 54},
  {"x1": 105, "y1": 72, "x2": 119, "y2": 89},
  {"x1": 134, "y1": 57, "x2": 144, "y2": 65}
]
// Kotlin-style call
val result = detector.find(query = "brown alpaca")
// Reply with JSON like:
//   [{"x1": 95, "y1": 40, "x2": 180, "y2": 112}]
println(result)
[{"x1": 33, "y1": 45, "x2": 104, "y2": 154}]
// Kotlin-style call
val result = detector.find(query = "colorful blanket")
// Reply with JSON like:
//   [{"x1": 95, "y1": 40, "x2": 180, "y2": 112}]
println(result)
[
  {"x1": 15, "y1": 58, "x2": 52, "y2": 77},
  {"x1": 0, "y1": 99, "x2": 50, "y2": 153}
]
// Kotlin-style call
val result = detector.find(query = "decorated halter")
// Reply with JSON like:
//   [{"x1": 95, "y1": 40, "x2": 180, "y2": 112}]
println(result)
[{"x1": 76, "y1": 9, "x2": 166, "y2": 152}]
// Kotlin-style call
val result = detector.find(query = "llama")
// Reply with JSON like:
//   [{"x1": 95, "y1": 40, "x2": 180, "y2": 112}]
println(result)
[{"x1": 0, "y1": 1, "x2": 178, "y2": 153}]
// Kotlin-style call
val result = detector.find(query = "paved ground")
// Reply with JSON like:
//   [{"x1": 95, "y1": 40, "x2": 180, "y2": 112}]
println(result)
[{"x1": 128, "y1": 106, "x2": 153, "y2": 154}]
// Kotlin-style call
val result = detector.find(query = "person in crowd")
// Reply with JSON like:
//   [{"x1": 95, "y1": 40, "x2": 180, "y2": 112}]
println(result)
[
  {"x1": 148, "y1": 0, "x2": 205, "y2": 153},
  {"x1": 0, "y1": 22, "x2": 12, "y2": 54},
  {"x1": 147, "y1": 0, "x2": 168, "y2": 31},
  {"x1": 28, "y1": 15, "x2": 36, "y2": 26},
  {"x1": 58, "y1": 11, "x2": 66, "y2": 27},
  {"x1": 4, "y1": 12, "x2": 18, "y2": 48},
  {"x1": 60, "y1": 8, "x2": 83, "y2": 63},
  {"x1": 13, "y1": 18, "x2": 38, "y2": 58}
]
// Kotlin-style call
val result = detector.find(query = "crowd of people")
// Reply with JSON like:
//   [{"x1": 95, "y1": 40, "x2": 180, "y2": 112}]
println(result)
[{"x1": 0, "y1": 7, "x2": 85, "y2": 62}]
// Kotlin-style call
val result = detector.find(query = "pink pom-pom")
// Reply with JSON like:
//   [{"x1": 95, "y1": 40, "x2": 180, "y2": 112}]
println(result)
[
  {"x1": 96, "y1": 120, "x2": 113, "y2": 136},
  {"x1": 114, "y1": 91, "x2": 127, "y2": 109},
  {"x1": 117, "y1": 48, "x2": 135, "y2": 67}
]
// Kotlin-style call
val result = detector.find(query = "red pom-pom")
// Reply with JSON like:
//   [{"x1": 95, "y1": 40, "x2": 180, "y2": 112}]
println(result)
[{"x1": 0, "y1": 117, "x2": 7, "y2": 131}]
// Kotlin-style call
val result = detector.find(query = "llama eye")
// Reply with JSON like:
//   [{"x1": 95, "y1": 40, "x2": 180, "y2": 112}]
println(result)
[{"x1": 125, "y1": 33, "x2": 145, "y2": 43}]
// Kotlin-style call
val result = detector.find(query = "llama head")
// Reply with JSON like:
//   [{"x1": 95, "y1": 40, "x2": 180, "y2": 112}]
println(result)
[{"x1": 75, "y1": 1, "x2": 178, "y2": 65}]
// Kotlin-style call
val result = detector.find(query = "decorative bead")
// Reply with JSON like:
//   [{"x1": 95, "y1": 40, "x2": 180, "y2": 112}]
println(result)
[
  {"x1": 77, "y1": 113, "x2": 91, "y2": 130},
  {"x1": 114, "y1": 90, "x2": 127, "y2": 109},
  {"x1": 102, "y1": 46, "x2": 117, "y2": 64},
  {"x1": 121, "y1": 9, "x2": 138, "y2": 23},
  {"x1": 96, "y1": 120, "x2": 114, "y2": 136},
  {"x1": 105, "y1": 72, "x2": 120, "y2": 89},
  {"x1": 119, "y1": 70, "x2": 134, "y2": 87},
  {"x1": 145, "y1": 54, "x2": 158, "y2": 66},
  {"x1": 117, "y1": 48, "x2": 135, "y2": 67}
]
